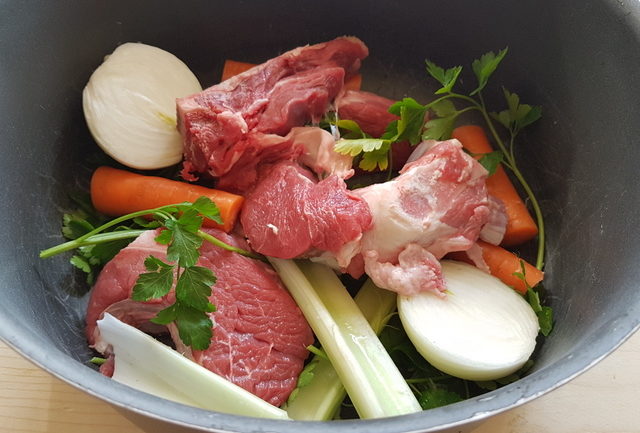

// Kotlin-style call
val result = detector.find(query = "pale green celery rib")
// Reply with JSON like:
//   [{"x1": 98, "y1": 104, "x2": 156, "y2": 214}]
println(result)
[
  {"x1": 285, "y1": 278, "x2": 398, "y2": 420},
  {"x1": 269, "y1": 258, "x2": 421, "y2": 419},
  {"x1": 98, "y1": 314, "x2": 290, "y2": 419}
]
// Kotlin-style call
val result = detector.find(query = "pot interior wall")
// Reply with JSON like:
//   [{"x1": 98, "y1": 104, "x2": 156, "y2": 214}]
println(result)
[{"x1": 1, "y1": 1, "x2": 639, "y2": 432}]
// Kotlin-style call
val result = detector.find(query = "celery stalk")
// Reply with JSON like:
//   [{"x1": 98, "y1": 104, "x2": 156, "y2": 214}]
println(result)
[
  {"x1": 354, "y1": 279, "x2": 398, "y2": 333},
  {"x1": 285, "y1": 356, "x2": 344, "y2": 420},
  {"x1": 97, "y1": 313, "x2": 290, "y2": 420},
  {"x1": 269, "y1": 258, "x2": 421, "y2": 419},
  {"x1": 284, "y1": 279, "x2": 398, "y2": 420}
]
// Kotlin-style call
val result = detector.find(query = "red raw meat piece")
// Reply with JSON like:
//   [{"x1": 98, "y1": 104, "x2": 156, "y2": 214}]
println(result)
[
  {"x1": 346, "y1": 139, "x2": 491, "y2": 295},
  {"x1": 240, "y1": 161, "x2": 372, "y2": 259},
  {"x1": 86, "y1": 229, "x2": 313, "y2": 407},
  {"x1": 177, "y1": 37, "x2": 368, "y2": 185}
]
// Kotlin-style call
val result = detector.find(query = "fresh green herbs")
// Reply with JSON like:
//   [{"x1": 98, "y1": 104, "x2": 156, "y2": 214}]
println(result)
[
  {"x1": 491, "y1": 88, "x2": 543, "y2": 135},
  {"x1": 334, "y1": 47, "x2": 545, "y2": 271},
  {"x1": 424, "y1": 47, "x2": 545, "y2": 270},
  {"x1": 424, "y1": 61, "x2": 462, "y2": 95},
  {"x1": 417, "y1": 388, "x2": 464, "y2": 410},
  {"x1": 379, "y1": 318, "x2": 469, "y2": 409},
  {"x1": 41, "y1": 196, "x2": 261, "y2": 350},
  {"x1": 425, "y1": 49, "x2": 552, "y2": 334},
  {"x1": 379, "y1": 315, "x2": 535, "y2": 410},
  {"x1": 333, "y1": 52, "x2": 513, "y2": 174},
  {"x1": 470, "y1": 48, "x2": 509, "y2": 95},
  {"x1": 332, "y1": 119, "x2": 391, "y2": 172},
  {"x1": 89, "y1": 356, "x2": 107, "y2": 365},
  {"x1": 528, "y1": 289, "x2": 553, "y2": 337},
  {"x1": 59, "y1": 193, "x2": 148, "y2": 284},
  {"x1": 514, "y1": 260, "x2": 554, "y2": 336},
  {"x1": 333, "y1": 97, "x2": 428, "y2": 173},
  {"x1": 474, "y1": 360, "x2": 535, "y2": 391},
  {"x1": 132, "y1": 204, "x2": 221, "y2": 350},
  {"x1": 334, "y1": 47, "x2": 552, "y2": 350}
]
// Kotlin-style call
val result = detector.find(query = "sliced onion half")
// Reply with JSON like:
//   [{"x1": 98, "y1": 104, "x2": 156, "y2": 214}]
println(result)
[
  {"x1": 83, "y1": 43, "x2": 202, "y2": 169},
  {"x1": 398, "y1": 260, "x2": 539, "y2": 381}
]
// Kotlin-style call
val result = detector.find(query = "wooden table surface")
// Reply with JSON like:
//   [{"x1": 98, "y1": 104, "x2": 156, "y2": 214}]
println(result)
[{"x1": 1, "y1": 331, "x2": 638, "y2": 433}]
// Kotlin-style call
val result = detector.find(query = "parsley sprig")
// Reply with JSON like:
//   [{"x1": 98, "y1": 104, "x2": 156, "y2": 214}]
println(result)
[
  {"x1": 40, "y1": 196, "x2": 262, "y2": 350},
  {"x1": 334, "y1": 48, "x2": 545, "y2": 271},
  {"x1": 333, "y1": 98, "x2": 428, "y2": 175},
  {"x1": 423, "y1": 48, "x2": 545, "y2": 270},
  {"x1": 57, "y1": 193, "x2": 148, "y2": 284},
  {"x1": 514, "y1": 260, "x2": 553, "y2": 336}
]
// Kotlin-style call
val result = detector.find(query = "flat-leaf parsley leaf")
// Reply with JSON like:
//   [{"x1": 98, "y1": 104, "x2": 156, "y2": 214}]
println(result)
[{"x1": 41, "y1": 196, "x2": 263, "y2": 350}]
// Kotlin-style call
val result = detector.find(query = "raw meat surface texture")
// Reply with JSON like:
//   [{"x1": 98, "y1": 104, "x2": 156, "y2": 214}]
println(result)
[
  {"x1": 178, "y1": 37, "x2": 368, "y2": 187},
  {"x1": 335, "y1": 89, "x2": 398, "y2": 137},
  {"x1": 85, "y1": 229, "x2": 313, "y2": 406},
  {"x1": 348, "y1": 139, "x2": 491, "y2": 295},
  {"x1": 240, "y1": 161, "x2": 372, "y2": 259}
]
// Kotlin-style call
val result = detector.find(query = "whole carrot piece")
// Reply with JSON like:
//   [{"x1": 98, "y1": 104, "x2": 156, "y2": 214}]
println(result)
[
  {"x1": 343, "y1": 74, "x2": 362, "y2": 91},
  {"x1": 90, "y1": 166, "x2": 244, "y2": 232},
  {"x1": 448, "y1": 241, "x2": 543, "y2": 294},
  {"x1": 452, "y1": 125, "x2": 538, "y2": 246},
  {"x1": 220, "y1": 60, "x2": 256, "y2": 81}
]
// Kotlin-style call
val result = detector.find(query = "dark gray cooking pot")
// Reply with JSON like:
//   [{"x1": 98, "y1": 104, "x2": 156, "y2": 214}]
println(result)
[{"x1": 1, "y1": 1, "x2": 639, "y2": 432}]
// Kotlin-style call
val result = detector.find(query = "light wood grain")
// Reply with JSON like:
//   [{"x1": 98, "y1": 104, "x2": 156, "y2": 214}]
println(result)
[{"x1": 1, "y1": 331, "x2": 638, "y2": 433}]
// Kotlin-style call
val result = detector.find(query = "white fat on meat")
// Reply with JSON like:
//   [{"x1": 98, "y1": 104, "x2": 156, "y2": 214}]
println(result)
[
  {"x1": 404, "y1": 139, "x2": 437, "y2": 165},
  {"x1": 341, "y1": 139, "x2": 491, "y2": 296},
  {"x1": 292, "y1": 126, "x2": 354, "y2": 179},
  {"x1": 479, "y1": 195, "x2": 508, "y2": 245}
]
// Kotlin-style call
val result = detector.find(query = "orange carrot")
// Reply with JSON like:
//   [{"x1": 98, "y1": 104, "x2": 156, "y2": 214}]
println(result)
[
  {"x1": 452, "y1": 125, "x2": 538, "y2": 246},
  {"x1": 221, "y1": 60, "x2": 256, "y2": 81},
  {"x1": 221, "y1": 59, "x2": 362, "y2": 91},
  {"x1": 344, "y1": 73, "x2": 362, "y2": 91},
  {"x1": 448, "y1": 241, "x2": 543, "y2": 294},
  {"x1": 90, "y1": 166, "x2": 244, "y2": 232}
]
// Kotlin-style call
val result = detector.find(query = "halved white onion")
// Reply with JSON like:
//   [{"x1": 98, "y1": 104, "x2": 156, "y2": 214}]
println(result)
[
  {"x1": 398, "y1": 260, "x2": 539, "y2": 381},
  {"x1": 83, "y1": 43, "x2": 202, "y2": 169}
]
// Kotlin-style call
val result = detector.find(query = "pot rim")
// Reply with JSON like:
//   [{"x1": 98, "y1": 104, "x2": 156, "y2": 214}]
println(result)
[{"x1": 1, "y1": 310, "x2": 637, "y2": 433}]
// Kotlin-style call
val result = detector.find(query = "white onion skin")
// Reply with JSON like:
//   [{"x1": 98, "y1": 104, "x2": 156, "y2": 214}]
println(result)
[
  {"x1": 398, "y1": 260, "x2": 539, "y2": 381},
  {"x1": 83, "y1": 43, "x2": 202, "y2": 170}
]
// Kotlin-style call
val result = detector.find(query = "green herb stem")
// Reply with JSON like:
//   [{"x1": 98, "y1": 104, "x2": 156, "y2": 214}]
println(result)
[
  {"x1": 73, "y1": 207, "x2": 172, "y2": 245},
  {"x1": 42, "y1": 199, "x2": 262, "y2": 263},
  {"x1": 438, "y1": 88, "x2": 545, "y2": 270},
  {"x1": 39, "y1": 229, "x2": 147, "y2": 258},
  {"x1": 506, "y1": 163, "x2": 545, "y2": 269},
  {"x1": 475, "y1": 97, "x2": 546, "y2": 269},
  {"x1": 196, "y1": 230, "x2": 264, "y2": 261},
  {"x1": 424, "y1": 92, "x2": 478, "y2": 111},
  {"x1": 40, "y1": 227, "x2": 261, "y2": 263},
  {"x1": 452, "y1": 105, "x2": 480, "y2": 119}
]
